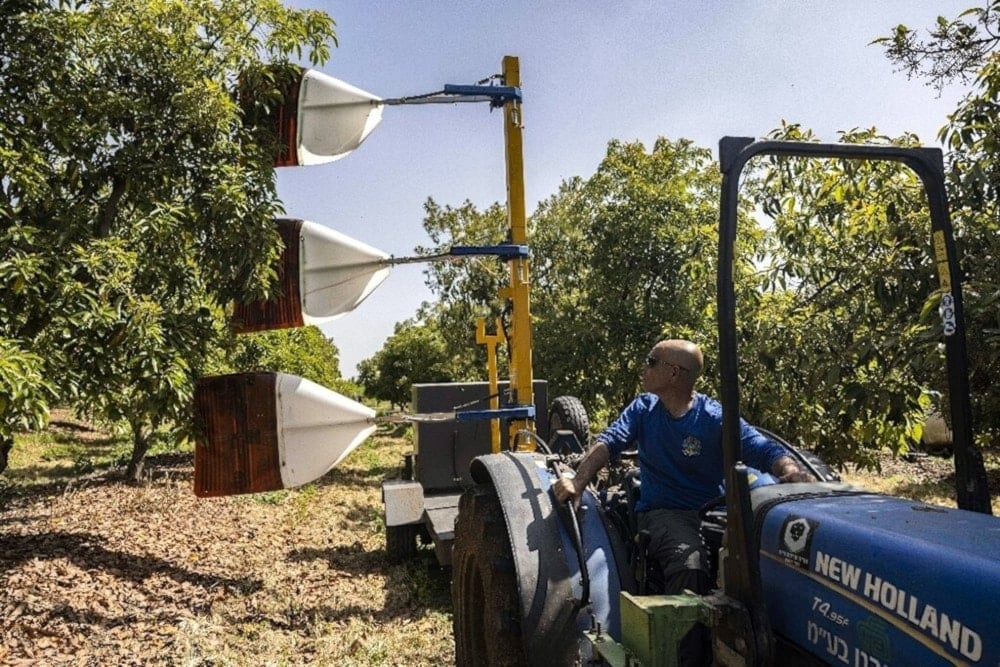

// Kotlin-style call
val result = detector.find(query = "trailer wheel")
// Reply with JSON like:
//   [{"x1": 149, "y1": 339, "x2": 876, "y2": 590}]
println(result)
[
  {"x1": 452, "y1": 483, "x2": 527, "y2": 666},
  {"x1": 385, "y1": 523, "x2": 419, "y2": 563},
  {"x1": 548, "y1": 395, "x2": 589, "y2": 449}
]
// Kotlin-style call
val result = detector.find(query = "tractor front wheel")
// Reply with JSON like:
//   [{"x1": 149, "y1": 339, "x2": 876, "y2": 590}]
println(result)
[{"x1": 452, "y1": 483, "x2": 527, "y2": 666}]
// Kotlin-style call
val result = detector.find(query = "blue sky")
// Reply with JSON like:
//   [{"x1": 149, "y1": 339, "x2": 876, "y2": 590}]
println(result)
[{"x1": 277, "y1": 1, "x2": 972, "y2": 377}]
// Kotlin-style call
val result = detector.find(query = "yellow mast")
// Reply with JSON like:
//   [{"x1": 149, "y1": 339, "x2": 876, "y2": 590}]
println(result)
[{"x1": 500, "y1": 55, "x2": 535, "y2": 448}]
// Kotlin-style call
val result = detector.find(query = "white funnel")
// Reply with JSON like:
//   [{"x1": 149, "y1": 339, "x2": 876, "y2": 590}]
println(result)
[
  {"x1": 296, "y1": 69, "x2": 383, "y2": 165},
  {"x1": 299, "y1": 220, "x2": 391, "y2": 323}
]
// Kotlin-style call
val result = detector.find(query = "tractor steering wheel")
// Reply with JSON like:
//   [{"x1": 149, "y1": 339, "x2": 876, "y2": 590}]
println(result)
[{"x1": 698, "y1": 494, "x2": 728, "y2": 530}]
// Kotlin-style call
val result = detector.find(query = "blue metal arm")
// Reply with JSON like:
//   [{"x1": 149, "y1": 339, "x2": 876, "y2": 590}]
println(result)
[
  {"x1": 443, "y1": 84, "x2": 522, "y2": 107},
  {"x1": 450, "y1": 244, "x2": 530, "y2": 259},
  {"x1": 455, "y1": 406, "x2": 535, "y2": 422}
]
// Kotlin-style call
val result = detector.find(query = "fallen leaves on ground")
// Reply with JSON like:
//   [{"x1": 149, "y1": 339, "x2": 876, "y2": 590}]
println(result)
[
  {"x1": 1, "y1": 439, "x2": 453, "y2": 666},
  {"x1": 4, "y1": 416, "x2": 996, "y2": 666}
]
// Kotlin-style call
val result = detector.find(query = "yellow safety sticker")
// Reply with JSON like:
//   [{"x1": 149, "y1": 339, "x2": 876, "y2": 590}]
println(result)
[{"x1": 933, "y1": 231, "x2": 951, "y2": 291}]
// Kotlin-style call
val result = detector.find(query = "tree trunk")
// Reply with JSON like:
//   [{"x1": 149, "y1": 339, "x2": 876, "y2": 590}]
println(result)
[
  {"x1": 125, "y1": 423, "x2": 152, "y2": 483},
  {"x1": 0, "y1": 433, "x2": 12, "y2": 474}
]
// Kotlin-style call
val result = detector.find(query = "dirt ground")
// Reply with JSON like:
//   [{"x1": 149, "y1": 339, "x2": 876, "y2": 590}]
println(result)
[
  {"x1": 0, "y1": 427, "x2": 452, "y2": 666},
  {"x1": 1, "y1": 415, "x2": 997, "y2": 666}
]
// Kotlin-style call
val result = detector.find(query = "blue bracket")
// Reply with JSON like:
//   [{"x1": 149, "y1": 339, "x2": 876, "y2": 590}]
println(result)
[
  {"x1": 450, "y1": 244, "x2": 529, "y2": 259},
  {"x1": 455, "y1": 406, "x2": 535, "y2": 422},
  {"x1": 443, "y1": 83, "x2": 522, "y2": 107}
]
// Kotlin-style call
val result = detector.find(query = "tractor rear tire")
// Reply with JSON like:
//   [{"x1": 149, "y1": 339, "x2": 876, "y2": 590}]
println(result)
[
  {"x1": 452, "y1": 483, "x2": 527, "y2": 666},
  {"x1": 548, "y1": 395, "x2": 589, "y2": 448}
]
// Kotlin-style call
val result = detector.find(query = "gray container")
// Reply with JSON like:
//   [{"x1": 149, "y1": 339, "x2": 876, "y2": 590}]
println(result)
[{"x1": 412, "y1": 380, "x2": 548, "y2": 492}]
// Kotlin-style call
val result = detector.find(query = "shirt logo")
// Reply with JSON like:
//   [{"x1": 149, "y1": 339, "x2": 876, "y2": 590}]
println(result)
[{"x1": 681, "y1": 435, "x2": 702, "y2": 457}]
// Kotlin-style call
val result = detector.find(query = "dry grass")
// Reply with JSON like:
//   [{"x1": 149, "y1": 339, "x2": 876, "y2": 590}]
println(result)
[
  {"x1": 840, "y1": 448, "x2": 1000, "y2": 515},
  {"x1": 1, "y1": 417, "x2": 453, "y2": 666},
  {"x1": 2, "y1": 413, "x2": 998, "y2": 665}
]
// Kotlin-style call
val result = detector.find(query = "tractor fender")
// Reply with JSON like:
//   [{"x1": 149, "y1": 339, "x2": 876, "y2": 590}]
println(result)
[{"x1": 470, "y1": 452, "x2": 623, "y2": 663}]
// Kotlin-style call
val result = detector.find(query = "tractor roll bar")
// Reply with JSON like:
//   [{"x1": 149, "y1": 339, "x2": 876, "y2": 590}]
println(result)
[{"x1": 716, "y1": 136, "x2": 993, "y2": 665}]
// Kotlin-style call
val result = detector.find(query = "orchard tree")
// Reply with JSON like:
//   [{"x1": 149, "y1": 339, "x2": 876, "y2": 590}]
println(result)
[
  {"x1": 530, "y1": 138, "x2": 762, "y2": 421},
  {"x1": 0, "y1": 341, "x2": 52, "y2": 471},
  {"x1": 741, "y1": 125, "x2": 940, "y2": 468},
  {"x1": 226, "y1": 326, "x2": 359, "y2": 397},
  {"x1": 357, "y1": 319, "x2": 460, "y2": 409},
  {"x1": 877, "y1": 3, "x2": 1000, "y2": 444},
  {"x1": 416, "y1": 199, "x2": 512, "y2": 378},
  {"x1": 0, "y1": 0, "x2": 336, "y2": 479},
  {"x1": 415, "y1": 138, "x2": 762, "y2": 425},
  {"x1": 875, "y1": 2, "x2": 1000, "y2": 90}
]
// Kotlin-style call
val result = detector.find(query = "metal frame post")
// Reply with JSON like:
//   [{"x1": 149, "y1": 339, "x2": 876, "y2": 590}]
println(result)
[
  {"x1": 476, "y1": 317, "x2": 506, "y2": 452},
  {"x1": 501, "y1": 55, "x2": 536, "y2": 447}
]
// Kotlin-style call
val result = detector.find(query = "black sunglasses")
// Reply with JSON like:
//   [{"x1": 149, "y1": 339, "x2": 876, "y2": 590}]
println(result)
[{"x1": 645, "y1": 356, "x2": 689, "y2": 373}]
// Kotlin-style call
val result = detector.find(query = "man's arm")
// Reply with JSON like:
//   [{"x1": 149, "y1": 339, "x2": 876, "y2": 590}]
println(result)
[
  {"x1": 552, "y1": 441, "x2": 610, "y2": 503},
  {"x1": 738, "y1": 418, "x2": 817, "y2": 483},
  {"x1": 771, "y1": 455, "x2": 816, "y2": 483}
]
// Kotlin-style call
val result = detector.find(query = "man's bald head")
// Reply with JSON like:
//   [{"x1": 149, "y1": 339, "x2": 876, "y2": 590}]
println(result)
[{"x1": 652, "y1": 339, "x2": 704, "y2": 380}]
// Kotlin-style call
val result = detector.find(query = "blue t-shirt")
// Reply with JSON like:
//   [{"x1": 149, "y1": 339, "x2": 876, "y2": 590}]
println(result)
[{"x1": 598, "y1": 393, "x2": 787, "y2": 511}]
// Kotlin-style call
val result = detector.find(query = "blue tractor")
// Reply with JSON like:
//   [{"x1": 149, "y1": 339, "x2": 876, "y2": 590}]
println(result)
[{"x1": 450, "y1": 138, "x2": 998, "y2": 666}]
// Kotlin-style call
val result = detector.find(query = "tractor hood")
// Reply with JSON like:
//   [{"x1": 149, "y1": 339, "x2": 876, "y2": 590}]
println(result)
[{"x1": 754, "y1": 486, "x2": 1000, "y2": 665}]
